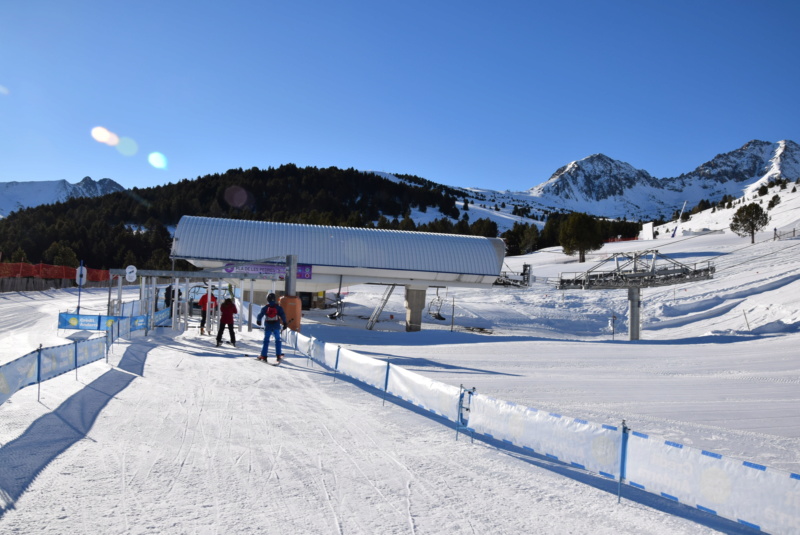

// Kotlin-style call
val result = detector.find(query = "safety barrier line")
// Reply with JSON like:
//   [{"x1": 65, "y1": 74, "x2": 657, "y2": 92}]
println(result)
[{"x1": 282, "y1": 329, "x2": 799, "y2": 534}]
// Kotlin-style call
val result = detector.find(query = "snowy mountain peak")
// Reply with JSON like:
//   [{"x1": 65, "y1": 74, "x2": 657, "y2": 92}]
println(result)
[
  {"x1": 0, "y1": 176, "x2": 125, "y2": 218},
  {"x1": 675, "y1": 139, "x2": 778, "y2": 183},
  {"x1": 518, "y1": 139, "x2": 800, "y2": 221},
  {"x1": 531, "y1": 154, "x2": 657, "y2": 202},
  {"x1": 667, "y1": 139, "x2": 800, "y2": 201}
]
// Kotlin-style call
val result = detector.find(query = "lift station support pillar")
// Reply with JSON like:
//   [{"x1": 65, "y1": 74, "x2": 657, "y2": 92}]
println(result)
[
  {"x1": 404, "y1": 286, "x2": 426, "y2": 332},
  {"x1": 628, "y1": 287, "x2": 641, "y2": 341}
]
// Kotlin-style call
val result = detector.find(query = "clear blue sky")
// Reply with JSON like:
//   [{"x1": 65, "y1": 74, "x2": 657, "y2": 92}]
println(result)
[{"x1": 2, "y1": 1, "x2": 799, "y2": 192}]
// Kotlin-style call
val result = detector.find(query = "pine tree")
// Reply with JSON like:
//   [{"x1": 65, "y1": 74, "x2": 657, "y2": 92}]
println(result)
[
  {"x1": 558, "y1": 212, "x2": 604, "y2": 262},
  {"x1": 10, "y1": 247, "x2": 29, "y2": 263},
  {"x1": 730, "y1": 203, "x2": 769, "y2": 244}
]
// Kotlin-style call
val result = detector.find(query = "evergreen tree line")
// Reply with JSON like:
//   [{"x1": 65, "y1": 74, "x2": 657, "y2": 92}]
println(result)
[{"x1": 0, "y1": 164, "x2": 643, "y2": 270}]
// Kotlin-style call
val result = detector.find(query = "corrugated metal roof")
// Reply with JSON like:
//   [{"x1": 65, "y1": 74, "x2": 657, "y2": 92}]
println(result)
[{"x1": 172, "y1": 216, "x2": 505, "y2": 277}]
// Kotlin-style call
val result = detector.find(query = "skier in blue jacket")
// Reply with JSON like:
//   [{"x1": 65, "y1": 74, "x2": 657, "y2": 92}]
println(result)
[{"x1": 256, "y1": 293, "x2": 288, "y2": 362}]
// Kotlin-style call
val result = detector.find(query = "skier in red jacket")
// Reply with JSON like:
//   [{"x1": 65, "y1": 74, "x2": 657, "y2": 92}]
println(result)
[
  {"x1": 198, "y1": 291, "x2": 217, "y2": 335},
  {"x1": 216, "y1": 298, "x2": 238, "y2": 347}
]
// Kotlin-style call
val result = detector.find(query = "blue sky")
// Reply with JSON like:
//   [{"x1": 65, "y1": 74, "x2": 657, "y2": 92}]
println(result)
[{"x1": 2, "y1": 1, "x2": 799, "y2": 192}]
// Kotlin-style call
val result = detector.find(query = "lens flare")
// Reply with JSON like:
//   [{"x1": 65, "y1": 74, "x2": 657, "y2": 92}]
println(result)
[
  {"x1": 105, "y1": 131, "x2": 120, "y2": 146},
  {"x1": 93, "y1": 126, "x2": 160, "y2": 165},
  {"x1": 224, "y1": 185, "x2": 254, "y2": 209},
  {"x1": 116, "y1": 137, "x2": 139, "y2": 156},
  {"x1": 0, "y1": 85, "x2": 9, "y2": 96},
  {"x1": 91, "y1": 126, "x2": 120, "y2": 146},
  {"x1": 91, "y1": 126, "x2": 112, "y2": 143},
  {"x1": 148, "y1": 152, "x2": 168, "y2": 169}
]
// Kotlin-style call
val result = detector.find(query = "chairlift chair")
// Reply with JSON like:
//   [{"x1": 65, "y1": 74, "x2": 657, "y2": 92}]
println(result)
[
  {"x1": 327, "y1": 296, "x2": 344, "y2": 320},
  {"x1": 428, "y1": 288, "x2": 447, "y2": 321}
]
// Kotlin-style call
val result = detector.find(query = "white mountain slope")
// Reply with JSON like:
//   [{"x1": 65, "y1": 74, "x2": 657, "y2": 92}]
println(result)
[
  {"x1": 0, "y1": 177, "x2": 124, "y2": 218},
  {"x1": 655, "y1": 172, "x2": 800, "y2": 238}
]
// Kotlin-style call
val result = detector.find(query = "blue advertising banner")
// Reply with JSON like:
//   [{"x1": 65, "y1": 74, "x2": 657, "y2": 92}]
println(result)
[
  {"x1": 58, "y1": 313, "x2": 101, "y2": 330},
  {"x1": 154, "y1": 307, "x2": 171, "y2": 327},
  {"x1": 76, "y1": 338, "x2": 105, "y2": 367},
  {"x1": 98, "y1": 316, "x2": 124, "y2": 331},
  {"x1": 40, "y1": 343, "x2": 75, "y2": 382},
  {"x1": 131, "y1": 315, "x2": 148, "y2": 331},
  {"x1": 0, "y1": 352, "x2": 38, "y2": 405},
  {"x1": 58, "y1": 313, "x2": 126, "y2": 332}
]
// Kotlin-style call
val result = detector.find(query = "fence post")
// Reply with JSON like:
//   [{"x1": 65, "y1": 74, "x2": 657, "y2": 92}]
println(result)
[
  {"x1": 307, "y1": 337, "x2": 314, "y2": 367},
  {"x1": 37, "y1": 344, "x2": 42, "y2": 402},
  {"x1": 333, "y1": 346, "x2": 341, "y2": 383},
  {"x1": 74, "y1": 340, "x2": 79, "y2": 381},
  {"x1": 456, "y1": 385, "x2": 476, "y2": 441},
  {"x1": 382, "y1": 359, "x2": 391, "y2": 406},
  {"x1": 617, "y1": 419, "x2": 630, "y2": 503},
  {"x1": 456, "y1": 385, "x2": 465, "y2": 440}
]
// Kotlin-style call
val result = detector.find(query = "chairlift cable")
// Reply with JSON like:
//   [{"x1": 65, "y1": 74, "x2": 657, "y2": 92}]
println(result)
[
  {"x1": 646, "y1": 234, "x2": 800, "y2": 300},
  {"x1": 712, "y1": 239, "x2": 800, "y2": 274}
]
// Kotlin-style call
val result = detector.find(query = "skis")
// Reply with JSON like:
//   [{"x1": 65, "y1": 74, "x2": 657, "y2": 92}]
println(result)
[{"x1": 249, "y1": 355, "x2": 282, "y2": 366}]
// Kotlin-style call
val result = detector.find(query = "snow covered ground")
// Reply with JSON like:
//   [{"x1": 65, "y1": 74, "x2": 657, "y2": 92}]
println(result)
[{"x1": 0, "y1": 226, "x2": 798, "y2": 533}]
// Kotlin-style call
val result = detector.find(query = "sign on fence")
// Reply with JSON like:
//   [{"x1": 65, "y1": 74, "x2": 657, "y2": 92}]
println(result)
[{"x1": 58, "y1": 313, "x2": 152, "y2": 333}]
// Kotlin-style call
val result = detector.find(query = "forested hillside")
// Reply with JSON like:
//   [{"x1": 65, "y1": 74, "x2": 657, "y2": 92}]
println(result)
[
  {"x1": 0, "y1": 165, "x2": 501, "y2": 269},
  {"x1": 0, "y1": 164, "x2": 645, "y2": 270}
]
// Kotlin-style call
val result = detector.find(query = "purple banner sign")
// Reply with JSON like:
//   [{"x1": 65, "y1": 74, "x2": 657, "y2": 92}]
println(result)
[{"x1": 223, "y1": 263, "x2": 312, "y2": 279}]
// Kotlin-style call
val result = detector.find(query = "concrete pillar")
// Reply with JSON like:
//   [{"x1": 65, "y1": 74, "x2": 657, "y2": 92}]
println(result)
[
  {"x1": 628, "y1": 286, "x2": 641, "y2": 341},
  {"x1": 404, "y1": 286, "x2": 427, "y2": 332}
]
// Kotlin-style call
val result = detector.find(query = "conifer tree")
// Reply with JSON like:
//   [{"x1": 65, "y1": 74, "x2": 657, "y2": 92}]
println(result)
[
  {"x1": 558, "y1": 212, "x2": 604, "y2": 262},
  {"x1": 730, "y1": 203, "x2": 769, "y2": 244}
]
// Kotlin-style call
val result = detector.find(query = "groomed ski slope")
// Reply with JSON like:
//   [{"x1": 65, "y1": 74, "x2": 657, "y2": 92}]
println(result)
[{"x1": 0, "y1": 229, "x2": 798, "y2": 534}]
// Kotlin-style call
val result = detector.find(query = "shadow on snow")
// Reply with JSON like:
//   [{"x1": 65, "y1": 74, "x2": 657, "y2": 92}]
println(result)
[{"x1": 0, "y1": 339, "x2": 156, "y2": 517}]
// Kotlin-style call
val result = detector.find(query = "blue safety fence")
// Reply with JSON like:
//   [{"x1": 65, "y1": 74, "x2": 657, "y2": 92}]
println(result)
[
  {"x1": 282, "y1": 329, "x2": 800, "y2": 534},
  {"x1": 118, "y1": 300, "x2": 142, "y2": 317},
  {"x1": 58, "y1": 308, "x2": 173, "y2": 332},
  {"x1": 0, "y1": 308, "x2": 172, "y2": 407},
  {"x1": 153, "y1": 307, "x2": 172, "y2": 327},
  {"x1": 0, "y1": 336, "x2": 108, "y2": 406}
]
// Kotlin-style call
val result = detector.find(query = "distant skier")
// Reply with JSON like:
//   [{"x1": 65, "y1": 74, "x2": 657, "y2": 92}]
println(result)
[
  {"x1": 216, "y1": 298, "x2": 238, "y2": 347},
  {"x1": 165, "y1": 284, "x2": 181, "y2": 309},
  {"x1": 198, "y1": 290, "x2": 217, "y2": 335},
  {"x1": 256, "y1": 293, "x2": 288, "y2": 362}
]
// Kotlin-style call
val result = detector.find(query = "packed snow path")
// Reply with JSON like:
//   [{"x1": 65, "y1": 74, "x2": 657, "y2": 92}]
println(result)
[{"x1": 0, "y1": 328, "x2": 756, "y2": 534}]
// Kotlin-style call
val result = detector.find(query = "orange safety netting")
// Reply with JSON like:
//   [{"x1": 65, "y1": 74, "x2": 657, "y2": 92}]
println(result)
[{"x1": 0, "y1": 263, "x2": 110, "y2": 282}]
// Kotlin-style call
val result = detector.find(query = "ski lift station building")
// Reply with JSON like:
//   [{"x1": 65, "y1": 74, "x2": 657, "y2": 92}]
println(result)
[{"x1": 171, "y1": 216, "x2": 506, "y2": 330}]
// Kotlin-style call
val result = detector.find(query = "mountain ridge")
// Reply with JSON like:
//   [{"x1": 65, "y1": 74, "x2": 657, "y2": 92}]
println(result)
[
  {"x1": 507, "y1": 139, "x2": 800, "y2": 220},
  {"x1": 3, "y1": 140, "x2": 798, "y2": 225},
  {"x1": 0, "y1": 176, "x2": 125, "y2": 218}
]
